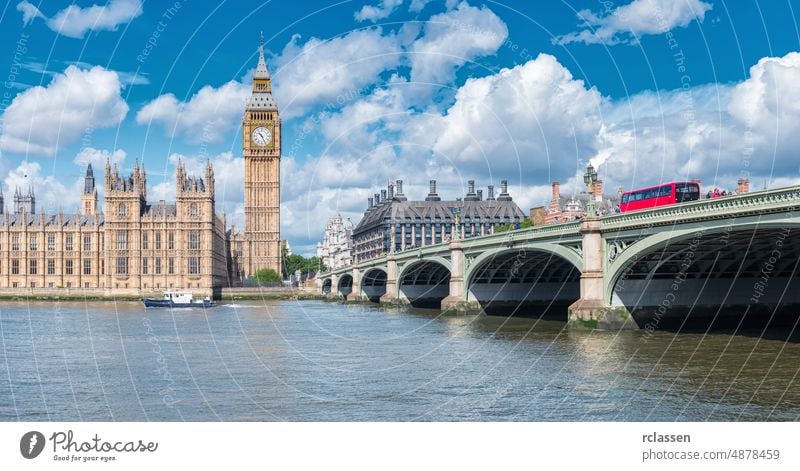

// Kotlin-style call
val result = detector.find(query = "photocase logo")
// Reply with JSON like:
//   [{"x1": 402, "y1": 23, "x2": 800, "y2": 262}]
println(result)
[{"x1": 20, "y1": 431, "x2": 45, "y2": 459}]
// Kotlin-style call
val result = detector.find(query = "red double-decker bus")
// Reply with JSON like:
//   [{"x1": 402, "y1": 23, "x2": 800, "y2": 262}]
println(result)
[{"x1": 619, "y1": 182, "x2": 701, "y2": 212}]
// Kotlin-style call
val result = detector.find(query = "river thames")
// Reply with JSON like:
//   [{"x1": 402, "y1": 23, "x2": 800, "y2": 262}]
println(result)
[{"x1": 0, "y1": 300, "x2": 799, "y2": 421}]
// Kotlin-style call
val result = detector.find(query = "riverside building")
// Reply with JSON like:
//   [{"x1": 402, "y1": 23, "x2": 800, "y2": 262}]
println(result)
[
  {"x1": 352, "y1": 180, "x2": 526, "y2": 263},
  {"x1": 0, "y1": 161, "x2": 228, "y2": 294},
  {"x1": 317, "y1": 213, "x2": 354, "y2": 270}
]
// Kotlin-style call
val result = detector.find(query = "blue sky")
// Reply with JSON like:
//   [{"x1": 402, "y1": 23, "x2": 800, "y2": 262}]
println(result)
[{"x1": 1, "y1": 0, "x2": 800, "y2": 254}]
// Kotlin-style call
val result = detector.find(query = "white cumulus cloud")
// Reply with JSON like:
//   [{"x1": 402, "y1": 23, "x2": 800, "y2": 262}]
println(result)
[
  {"x1": 273, "y1": 29, "x2": 404, "y2": 119},
  {"x1": 409, "y1": 2, "x2": 508, "y2": 93},
  {"x1": 73, "y1": 147, "x2": 127, "y2": 168},
  {"x1": 16, "y1": 0, "x2": 143, "y2": 39},
  {"x1": 555, "y1": 0, "x2": 712, "y2": 45},
  {"x1": 355, "y1": 0, "x2": 404, "y2": 22},
  {"x1": 433, "y1": 53, "x2": 603, "y2": 176},
  {"x1": 0, "y1": 65, "x2": 129, "y2": 157},
  {"x1": 136, "y1": 81, "x2": 250, "y2": 144}
]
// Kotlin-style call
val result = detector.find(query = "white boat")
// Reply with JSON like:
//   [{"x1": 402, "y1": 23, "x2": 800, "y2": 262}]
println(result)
[{"x1": 142, "y1": 291, "x2": 216, "y2": 308}]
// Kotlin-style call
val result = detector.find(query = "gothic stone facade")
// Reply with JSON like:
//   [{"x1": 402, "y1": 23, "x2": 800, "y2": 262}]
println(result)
[
  {"x1": 0, "y1": 160, "x2": 227, "y2": 295},
  {"x1": 316, "y1": 213, "x2": 353, "y2": 270},
  {"x1": 235, "y1": 34, "x2": 282, "y2": 278},
  {"x1": 0, "y1": 36, "x2": 281, "y2": 292}
]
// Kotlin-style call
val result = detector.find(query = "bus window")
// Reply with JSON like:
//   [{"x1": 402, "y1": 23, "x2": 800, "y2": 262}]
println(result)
[
  {"x1": 659, "y1": 185, "x2": 673, "y2": 197},
  {"x1": 675, "y1": 183, "x2": 700, "y2": 203}
]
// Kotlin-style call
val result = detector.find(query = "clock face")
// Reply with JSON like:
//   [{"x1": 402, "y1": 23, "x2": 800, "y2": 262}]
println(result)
[{"x1": 251, "y1": 126, "x2": 272, "y2": 146}]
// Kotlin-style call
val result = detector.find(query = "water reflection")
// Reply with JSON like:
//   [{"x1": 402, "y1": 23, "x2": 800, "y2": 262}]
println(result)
[{"x1": 0, "y1": 300, "x2": 798, "y2": 421}]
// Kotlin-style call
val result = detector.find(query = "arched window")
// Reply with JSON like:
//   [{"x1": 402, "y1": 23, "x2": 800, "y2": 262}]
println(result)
[
  {"x1": 118, "y1": 203, "x2": 126, "y2": 216},
  {"x1": 190, "y1": 203, "x2": 199, "y2": 217}
]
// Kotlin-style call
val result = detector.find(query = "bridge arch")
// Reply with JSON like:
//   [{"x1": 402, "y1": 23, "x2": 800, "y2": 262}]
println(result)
[
  {"x1": 337, "y1": 274, "x2": 353, "y2": 297},
  {"x1": 465, "y1": 244, "x2": 582, "y2": 318},
  {"x1": 607, "y1": 220, "x2": 800, "y2": 329},
  {"x1": 361, "y1": 268, "x2": 387, "y2": 302},
  {"x1": 464, "y1": 242, "x2": 582, "y2": 284},
  {"x1": 398, "y1": 259, "x2": 451, "y2": 308},
  {"x1": 321, "y1": 278, "x2": 332, "y2": 295}
]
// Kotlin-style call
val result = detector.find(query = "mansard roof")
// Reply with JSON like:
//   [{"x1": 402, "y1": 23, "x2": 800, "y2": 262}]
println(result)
[
  {"x1": 247, "y1": 91, "x2": 278, "y2": 110},
  {"x1": 143, "y1": 202, "x2": 177, "y2": 217},
  {"x1": 354, "y1": 198, "x2": 525, "y2": 236},
  {"x1": 1, "y1": 213, "x2": 104, "y2": 227}
]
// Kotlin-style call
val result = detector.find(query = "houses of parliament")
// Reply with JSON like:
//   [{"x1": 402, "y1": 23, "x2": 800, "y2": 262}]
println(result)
[{"x1": 0, "y1": 37, "x2": 282, "y2": 296}]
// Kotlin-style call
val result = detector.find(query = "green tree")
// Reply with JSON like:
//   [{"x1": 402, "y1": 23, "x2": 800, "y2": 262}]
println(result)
[
  {"x1": 252, "y1": 268, "x2": 282, "y2": 285},
  {"x1": 282, "y1": 254, "x2": 327, "y2": 278},
  {"x1": 304, "y1": 256, "x2": 326, "y2": 273},
  {"x1": 494, "y1": 219, "x2": 532, "y2": 233},
  {"x1": 283, "y1": 254, "x2": 306, "y2": 277}
]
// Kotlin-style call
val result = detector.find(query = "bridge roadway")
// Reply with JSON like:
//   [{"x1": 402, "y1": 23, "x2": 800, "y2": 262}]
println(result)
[{"x1": 320, "y1": 186, "x2": 800, "y2": 330}]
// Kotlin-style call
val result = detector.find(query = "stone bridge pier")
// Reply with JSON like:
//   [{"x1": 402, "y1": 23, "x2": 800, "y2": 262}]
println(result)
[
  {"x1": 567, "y1": 217, "x2": 637, "y2": 330},
  {"x1": 441, "y1": 240, "x2": 478, "y2": 313},
  {"x1": 379, "y1": 254, "x2": 400, "y2": 305}
]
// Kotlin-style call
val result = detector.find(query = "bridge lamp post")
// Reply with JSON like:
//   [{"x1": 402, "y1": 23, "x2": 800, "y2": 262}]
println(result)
[{"x1": 583, "y1": 163, "x2": 598, "y2": 218}]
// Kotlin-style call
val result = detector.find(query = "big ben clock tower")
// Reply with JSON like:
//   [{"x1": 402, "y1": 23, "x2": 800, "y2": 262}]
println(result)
[{"x1": 243, "y1": 33, "x2": 281, "y2": 277}]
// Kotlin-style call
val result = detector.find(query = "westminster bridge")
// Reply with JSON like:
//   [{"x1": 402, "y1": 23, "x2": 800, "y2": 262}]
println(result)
[{"x1": 319, "y1": 186, "x2": 800, "y2": 330}]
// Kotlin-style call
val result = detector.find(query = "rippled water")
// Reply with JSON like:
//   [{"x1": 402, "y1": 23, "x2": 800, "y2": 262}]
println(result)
[{"x1": 0, "y1": 300, "x2": 799, "y2": 421}]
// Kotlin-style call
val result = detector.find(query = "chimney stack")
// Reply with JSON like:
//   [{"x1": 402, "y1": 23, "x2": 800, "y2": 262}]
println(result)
[
  {"x1": 381, "y1": 189, "x2": 387, "y2": 202},
  {"x1": 374, "y1": 192, "x2": 380, "y2": 204},
  {"x1": 465, "y1": 180, "x2": 479, "y2": 201},
  {"x1": 394, "y1": 179, "x2": 407, "y2": 201},
  {"x1": 737, "y1": 178, "x2": 750, "y2": 194},
  {"x1": 477, "y1": 190, "x2": 483, "y2": 201},
  {"x1": 487, "y1": 185, "x2": 495, "y2": 200},
  {"x1": 368, "y1": 197, "x2": 374, "y2": 208},
  {"x1": 551, "y1": 181, "x2": 560, "y2": 200},
  {"x1": 498, "y1": 180, "x2": 512, "y2": 201},
  {"x1": 594, "y1": 179, "x2": 604, "y2": 202},
  {"x1": 426, "y1": 179, "x2": 441, "y2": 201},
  {"x1": 388, "y1": 183, "x2": 394, "y2": 200}
]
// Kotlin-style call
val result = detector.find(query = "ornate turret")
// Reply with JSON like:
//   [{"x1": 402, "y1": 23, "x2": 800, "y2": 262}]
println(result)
[
  {"x1": 205, "y1": 160, "x2": 215, "y2": 199},
  {"x1": 82, "y1": 163, "x2": 98, "y2": 216},
  {"x1": 104, "y1": 160, "x2": 145, "y2": 219},
  {"x1": 14, "y1": 185, "x2": 35, "y2": 215},
  {"x1": 105, "y1": 158, "x2": 112, "y2": 187},
  {"x1": 175, "y1": 158, "x2": 187, "y2": 190}
]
